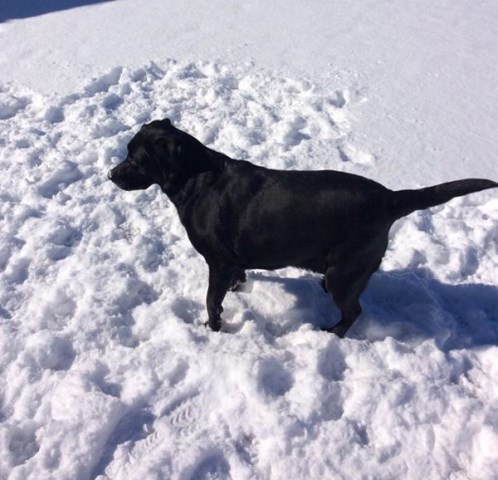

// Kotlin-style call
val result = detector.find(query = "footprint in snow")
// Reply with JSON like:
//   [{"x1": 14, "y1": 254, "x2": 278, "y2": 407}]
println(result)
[
  {"x1": 6, "y1": 422, "x2": 40, "y2": 467},
  {"x1": 188, "y1": 450, "x2": 232, "y2": 480},
  {"x1": 257, "y1": 357, "x2": 294, "y2": 398},
  {"x1": 44, "y1": 106, "x2": 64, "y2": 123},
  {"x1": 83, "y1": 66, "x2": 123, "y2": 96},
  {"x1": 90, "y1": 406, "x2": 156, "y2": 479},
  {"x1": 162, "y1": 390, "x2": 204, "y2": 438},
  {"x1": 338, "y1": 142, "x2": 376, "y2": 167},
  {"x1": 171, "y1": 296, "x2": 204, "y2": 326},
  {"x1": 274, "y1": 116, "x2": 311, "y2": 148},
  {"x1": 4, "y1": 257, "x2": 30, "y2": 285},
  {"x1": 0, "y1": 92, "x2": 29, "y2": 120},
  {"x1": 329, "y1": 89, "x2": 349, "y2": 108},
  {"x1": 37, "y1": 161, "x2": 83, "y2": 198},
  {"x1": 317, "y1": 340, "x2": 347, "y2": 382},
  {"x1": 46, "y1": 222, "x2": 82, "y2": 261}
]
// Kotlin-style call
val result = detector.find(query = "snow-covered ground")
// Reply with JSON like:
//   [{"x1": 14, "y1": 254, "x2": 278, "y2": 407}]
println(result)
[{"x1": 1, "y1": 2, "x2": 497, "y2": 479}]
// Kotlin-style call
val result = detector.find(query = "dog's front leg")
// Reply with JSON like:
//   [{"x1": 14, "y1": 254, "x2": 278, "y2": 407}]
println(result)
[{"x1": 205, "y1": 264, "x2": 233, "y2": 331}]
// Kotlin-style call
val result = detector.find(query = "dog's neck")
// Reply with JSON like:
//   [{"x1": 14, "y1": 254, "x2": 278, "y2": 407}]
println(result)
[{"x1": 161, "y1": 148, "x2": 227, "y2": 206}]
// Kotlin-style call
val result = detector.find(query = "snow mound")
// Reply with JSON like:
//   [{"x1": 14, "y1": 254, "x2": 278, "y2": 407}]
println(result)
[{"x1": 1, "y1": 60, "x2": 497, "y2": 479}]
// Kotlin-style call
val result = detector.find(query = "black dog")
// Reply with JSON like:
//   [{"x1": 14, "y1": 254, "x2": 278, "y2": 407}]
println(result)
[{"x1": 108, "y1": 119, "x2": 497, "y2": 337}]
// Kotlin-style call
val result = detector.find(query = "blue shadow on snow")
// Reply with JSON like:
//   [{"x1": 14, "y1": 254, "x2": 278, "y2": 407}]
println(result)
[
  {"x1": 0, "y1": 0, "x2": 115, "y2": 23},
  {"x1": 246, "y1": 268, "x2": 498, "y2": 351}
]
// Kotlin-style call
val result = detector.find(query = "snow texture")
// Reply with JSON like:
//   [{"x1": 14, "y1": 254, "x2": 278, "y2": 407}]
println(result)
[
  {"x1": 1, "y1": 58, "x2": 497, "y2": 480},
  {"x1": 1, "y1": 2, "x2": 498, "y2": 480}
]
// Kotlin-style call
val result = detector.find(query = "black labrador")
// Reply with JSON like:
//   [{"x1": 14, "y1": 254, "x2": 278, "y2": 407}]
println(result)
[{"x1": 108, "y1": 119, "x2": 497, "y2": 337}]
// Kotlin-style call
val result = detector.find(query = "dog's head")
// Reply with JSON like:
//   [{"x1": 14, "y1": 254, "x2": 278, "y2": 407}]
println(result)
[{"x1": 108, "y1": 119, "x2": 214, "y2": 194}]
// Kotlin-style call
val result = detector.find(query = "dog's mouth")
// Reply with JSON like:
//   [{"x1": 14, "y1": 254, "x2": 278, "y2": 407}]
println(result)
[{"x1": 108, "y1": 165, "x2": 154, "y2": 191}]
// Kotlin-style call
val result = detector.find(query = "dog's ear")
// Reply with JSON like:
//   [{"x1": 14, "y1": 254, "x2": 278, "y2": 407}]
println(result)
[
  {"x1": 142, "y1": 119, "x2": 173, "y2": 131},
  {"x1": 152, "y1": 137, "x2": 182, "y2": 161},
  {"x1": 167, "y1": 139, "x2": 182, "y2": 158}
]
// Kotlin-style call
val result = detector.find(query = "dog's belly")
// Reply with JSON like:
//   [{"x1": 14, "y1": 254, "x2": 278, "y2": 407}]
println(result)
[
  {"x1": 242, "y1": 256, "x2": 327, "y2": 274},
  {"x1": 234, "y1": 235, "x2": 330, "y2": 273}
]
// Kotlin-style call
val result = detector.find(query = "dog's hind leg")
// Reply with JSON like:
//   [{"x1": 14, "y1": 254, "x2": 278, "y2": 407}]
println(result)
[
  {"x1": 205, "y1": 264, "x2": 235, "y2": 331},
  {"x1": 323, "y1": 253, "x2": 384, "y2": 337}
]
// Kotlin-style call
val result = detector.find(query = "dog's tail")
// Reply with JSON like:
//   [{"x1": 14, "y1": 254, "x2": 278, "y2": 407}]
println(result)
[{"x1": 389, "y1": 179, "x2": 497, "y2": 220}]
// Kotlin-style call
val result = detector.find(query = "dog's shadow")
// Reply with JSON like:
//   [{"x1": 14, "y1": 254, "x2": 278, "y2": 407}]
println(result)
[{"x1": 229, "y1": 268, "x2": 498, "y2": 351}]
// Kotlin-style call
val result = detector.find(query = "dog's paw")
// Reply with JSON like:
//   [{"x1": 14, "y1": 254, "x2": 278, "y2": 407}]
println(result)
[
  {"x1": 322, "y1": 324, "x2": 347, "y2": 338},
  {"x1": 204, "y1": 319, "x2": 222, "y2": 332}
]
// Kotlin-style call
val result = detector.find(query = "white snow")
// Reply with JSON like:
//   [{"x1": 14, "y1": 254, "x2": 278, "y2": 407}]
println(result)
[{"x1": 1, "y1": 2, "x2": 498, "y2": 480}]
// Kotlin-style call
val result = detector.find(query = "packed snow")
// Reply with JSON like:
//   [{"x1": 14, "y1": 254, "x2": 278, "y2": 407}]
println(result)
[{"x1": 1, "y1": 2, "x2": 498, "y2": 480}]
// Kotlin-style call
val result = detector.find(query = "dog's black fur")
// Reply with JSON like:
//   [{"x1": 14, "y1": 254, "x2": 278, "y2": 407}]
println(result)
[{"x1": 108, "y1": 119, "x2": 497, "y2": 337}]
